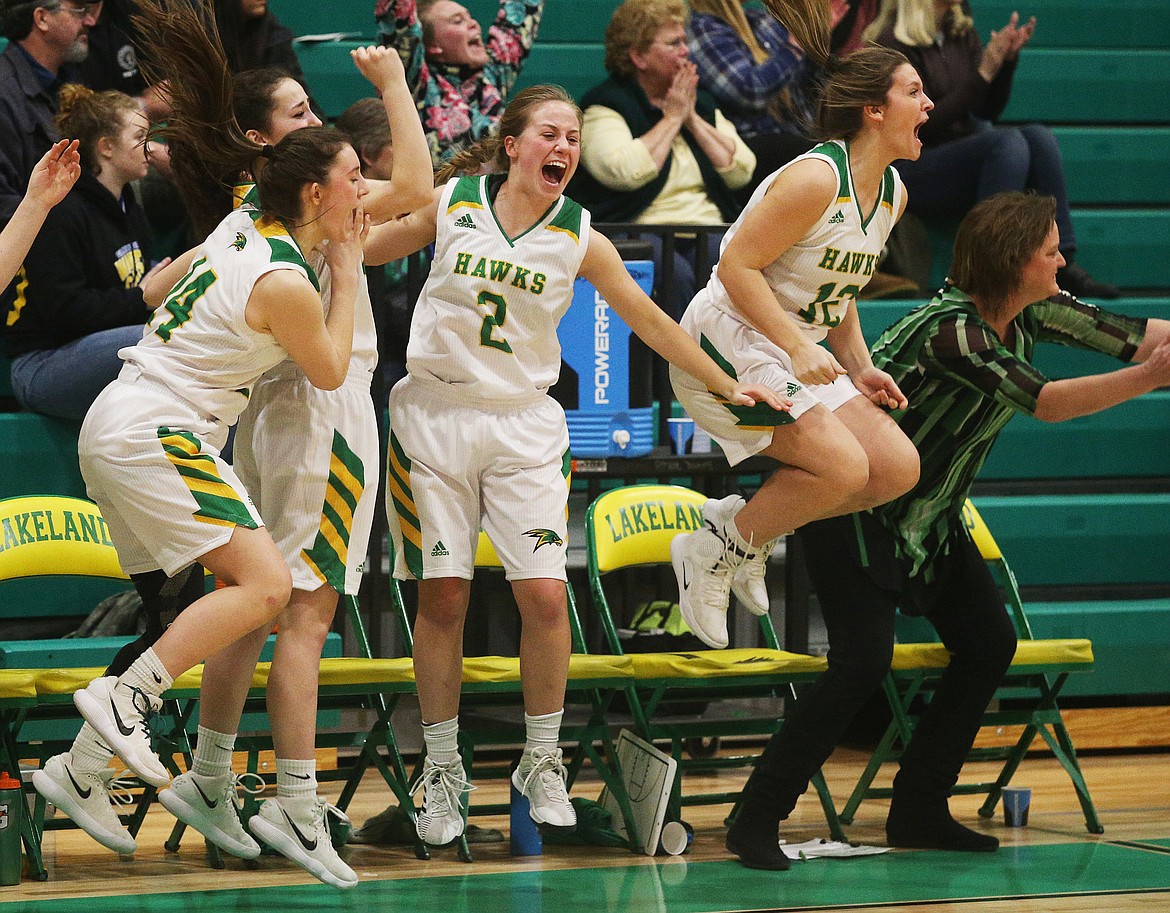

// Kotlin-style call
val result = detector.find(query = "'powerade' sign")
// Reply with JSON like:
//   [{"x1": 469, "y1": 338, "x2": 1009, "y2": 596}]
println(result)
[{"x1": 560, "y1": 261, "x2": 654, "y2": 412}]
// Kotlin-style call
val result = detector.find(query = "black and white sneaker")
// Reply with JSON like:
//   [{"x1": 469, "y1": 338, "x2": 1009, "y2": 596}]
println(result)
[
  {"x1": 73, "y1": 676, "x2": 170, "y2": 787},
  {"x1": 250, "y1": 796, "x2": 358, "y2": 889},
  {"x1": 32, "y1": 752, "x2": 137, "y2": 855},
  {"x1": 159, "y1": 771, "x2": 262, "y2": 859}
]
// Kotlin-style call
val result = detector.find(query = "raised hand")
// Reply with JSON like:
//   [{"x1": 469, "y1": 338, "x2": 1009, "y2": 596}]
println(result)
[
  {"x1": 351, "y1": 44, "x2": 407, "y2": 93},
  {"x1": 26, "y1": 139, "x2": 81, "y2": 210}
]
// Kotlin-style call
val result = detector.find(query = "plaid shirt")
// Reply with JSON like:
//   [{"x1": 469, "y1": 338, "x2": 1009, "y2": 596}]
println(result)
[
  {"x1": 871, "y1": 286, "x2": 1147, "y2": 579},
  {"x1": 686, "y1": 8, "x2": 816, "y2": 140},
  {"x1": 376, "y1": 0, "x2": 543, "y2": 165}
]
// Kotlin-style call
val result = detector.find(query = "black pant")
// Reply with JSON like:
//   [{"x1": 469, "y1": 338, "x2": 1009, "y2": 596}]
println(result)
[{"x1": 740, "y1": 511, "x2": 1017, "y2": 819}]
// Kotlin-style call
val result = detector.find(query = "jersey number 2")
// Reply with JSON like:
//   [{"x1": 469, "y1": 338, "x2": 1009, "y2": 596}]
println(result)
[{"x1": 478, "y1": 290, "x2": 514, "y2": 353}]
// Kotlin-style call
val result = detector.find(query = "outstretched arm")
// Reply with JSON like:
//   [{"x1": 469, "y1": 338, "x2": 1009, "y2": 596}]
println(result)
[
  {"x1": 579, "y1": 229, "x2": 790, "y2": 412},
  {"x1": 351, "y1": 46, "x2": 435, "y2": 221},
  {"x1": 363, "y1": 186, "x2": 441, "y2": 266},
  {"x1": 1034, "y1": 337, "x2": 1170, "y2": 421},
  {"x1": 0, "y1": 140, "x2": 80, "y2": 291}
]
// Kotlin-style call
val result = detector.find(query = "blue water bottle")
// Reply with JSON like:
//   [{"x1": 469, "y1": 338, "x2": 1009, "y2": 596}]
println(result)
[
  {"x1": 509, "y1": 777, "x2": 542, "y2": 857},
  {"x1": 0, "y1": 771, "x2": 23, "y2": 886}
]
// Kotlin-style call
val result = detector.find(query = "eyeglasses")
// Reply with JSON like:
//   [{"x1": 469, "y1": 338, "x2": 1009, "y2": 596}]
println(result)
[
  {"x1": 652, "y1": 37, "x2": 689, "y2": 51},
  {"x1": 49, "y1": 0, "x2": 103, "y2": 18}
]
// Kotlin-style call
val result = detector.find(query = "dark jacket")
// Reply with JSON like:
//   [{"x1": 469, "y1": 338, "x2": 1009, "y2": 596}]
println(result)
[
  {"x1": 77, "y1": 0, "x2": 149, "y2": 98},
  {"x1": 3, "y1": 170, "x2": 152, "y2": 357},
  {"x1": 0, "y1": 42, "x2": 61, "y2": 226},
  {"x1": 567, "y1": 73, "x2": 741, "y2": 224},
  {"x1": 876, "y1": 25, "x2": 1017, "y2": 147}
]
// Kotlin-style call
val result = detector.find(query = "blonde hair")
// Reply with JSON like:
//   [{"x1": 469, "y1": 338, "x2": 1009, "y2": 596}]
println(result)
[
  {"x1": 604, "y1": 0, "x2": 688, "y2": 77},
  {"x1": 687, "y1": 0, "x2": 768, "y2": 64},
  {"x1": 863, "y1": 0, "x2": 973, "y2": 47},
  {"x1": 55, "y1": 85, "x2": 141, "y2": 175},
  {"x1": 436, "y1": 84, "x2": 582, "y2": 184}
]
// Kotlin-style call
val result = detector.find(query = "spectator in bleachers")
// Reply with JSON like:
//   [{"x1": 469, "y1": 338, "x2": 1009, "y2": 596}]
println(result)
[
  {"x1": 686, "y1": 0, "x2": 816, "y2": 200},
  {"x1": 830, "y1": 0, "x2": 879, "y2": 55},
  {"x1": 376, "y1": 0, "x2": 544, "y2": 165},
  {"x1": 568, "y1": 0, "x2": 755, "y2": 318},
  {"x1": 76, "y1": 0, "x2": 167, "y2": 118},
  {"x1": 0, "y1": 0, "x2": 100, "y2": 229},
  {"x1": 748, "y1": 191, "x2": 1169, "y2": 867},
  {"x1": 213, "y1": 0, "x2": 310, "y2": 89},
  {"x1": 868, "y1": 0, "x2": 1119, "y2": 299},
  {"x1": 3, "y1": 84, "x2": 172, "y2": 420}
]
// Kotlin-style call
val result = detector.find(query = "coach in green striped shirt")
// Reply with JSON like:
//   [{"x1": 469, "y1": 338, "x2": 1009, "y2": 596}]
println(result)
[{"x1": 736, "y1": 191, "x2": 1170, "y2": 858}]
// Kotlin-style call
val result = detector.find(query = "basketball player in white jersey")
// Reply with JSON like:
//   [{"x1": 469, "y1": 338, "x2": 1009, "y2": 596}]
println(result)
[
  {"x1": 360, "y1": 83, "x2": 789, "y2": 851},
  {"x1": 39, "y1": 1, "x2": 432, "y2": 889},
  {"x1": 64, "y1": 115, "x2": 368, "y2": 856},
  {"x1": 669, "y1": 31, "x2": 931, "y2": 652}
]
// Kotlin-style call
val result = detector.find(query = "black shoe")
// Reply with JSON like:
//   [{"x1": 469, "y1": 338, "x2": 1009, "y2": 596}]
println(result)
[
  {"x1": 726, "y1": 816, "x2": 790, "y2": 870},
  {"x1": 1057, "y1": 264, "x2": 1120, "y2": 299},
  {"x1": 886, "y1": 800, "x2": 999, "y2": 853}
]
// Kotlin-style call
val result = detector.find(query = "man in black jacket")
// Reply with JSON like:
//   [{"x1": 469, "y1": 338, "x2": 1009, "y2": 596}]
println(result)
[{"x1": 0, "y1": 0, "x2": 99, "y2": 228}]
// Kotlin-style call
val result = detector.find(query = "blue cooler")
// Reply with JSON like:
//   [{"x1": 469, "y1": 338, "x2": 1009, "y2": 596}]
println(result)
[{"x1": 554, "y1": 258, "x2": 655, "y2": 457}]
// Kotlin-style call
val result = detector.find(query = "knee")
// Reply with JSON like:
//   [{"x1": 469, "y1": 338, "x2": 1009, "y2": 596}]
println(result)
[
  {"x1": 871, "y1": 441, "x2": 920, "y2": 505},
  {"x1": 516, "y1": 580, "x2": 569, "y2": 630},
  {"x1": 257, "y1": 567, "x2": 294, "y2": 620},
  {"x1": 986, "y1": 129, "x2": 1030, "y2": 181},
  {"x1": 418, "y1": 579, "x2": 470, "y2": 628},
  {"x1": 829, "y1": 442, "x2": 871, "y2": 502}
]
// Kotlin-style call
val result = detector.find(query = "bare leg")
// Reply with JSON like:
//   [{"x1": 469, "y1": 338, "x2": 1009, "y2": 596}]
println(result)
[
  {"x1": 267, "y1": 584, "x2": 339, "y2": 759},
  {"x1": 413, "y1": 577, "x2": 471, "y2": 724},
  {"x1": 149, "y1": 526, "x2": 292, "y2": 678},
  {"x1": 827, "y1": 397, "x2": 920, "y2": 515},
  {"x1": 512, "y1": 578, "x2": 571, "y2": 716}
]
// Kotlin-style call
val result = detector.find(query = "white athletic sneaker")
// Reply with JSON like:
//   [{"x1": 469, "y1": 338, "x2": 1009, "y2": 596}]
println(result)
[
  {"x1": 249, "y1": 795, "x2": 358, "y2": 889},
  {"x1": 73, "y1": 676, "x2": 170, "y2": 787},
  {"x1": 512, "y1": 747, "x2": 576, "y2": 828},
  {"x1": 731, "y1": 537, "x2": 779, "y2": 617},
  {"x1": 671, "y1": 498, "x2": 754, "y2": 649},
  {"x1": 32, "y1": 753, "x2": 137, "y2": 855},
  {"x1": 409, "y1": 757, "x2": 471, "y2": 846},
  {"x1": 159, "y1": 771, "x2": 262, "y2": 859}
]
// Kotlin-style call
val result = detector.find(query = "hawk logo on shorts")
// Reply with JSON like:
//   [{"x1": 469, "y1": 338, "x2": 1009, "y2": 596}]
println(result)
[
  {"x1": 230, "y1": 232, "x2": 248, "y2": 251},
  {"x1": 523, "y1": 528, "x2": 564, "y2": 552},
  {"x1": 827, "y1": 210, "x2": 845, "y2": 225}
]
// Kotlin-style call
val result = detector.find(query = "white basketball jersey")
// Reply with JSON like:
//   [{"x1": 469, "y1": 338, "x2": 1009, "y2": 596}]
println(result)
[
  {"x1": 705, "y1": 140, "x2": 904, "y2": 343},
  {"x1": 236, "y1": 182, "x2": 377, "y2": 376},
  {"x1": 407, "y1": 175, "x2": 591, "y2": 403},
  {"x1": 121, "y1": 207, "x2": 319, "y2": 424}
]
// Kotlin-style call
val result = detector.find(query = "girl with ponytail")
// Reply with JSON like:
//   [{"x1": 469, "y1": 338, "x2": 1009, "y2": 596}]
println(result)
[{"x1": 360, "y1": 82, "x2": 788, "y2": 855}]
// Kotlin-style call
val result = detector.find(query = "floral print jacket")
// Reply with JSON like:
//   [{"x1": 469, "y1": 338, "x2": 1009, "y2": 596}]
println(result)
[{"x1": 375, "y1": 0, "x2": 544, "y2": 164}]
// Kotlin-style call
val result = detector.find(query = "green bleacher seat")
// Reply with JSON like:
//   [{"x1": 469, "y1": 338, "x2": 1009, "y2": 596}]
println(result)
[
  {"x1": 293, "y1": 39, "x2": 372, "y2": 120},
  {"x1": 0, "y1": 414, "x2": 86, "y2": 500},
  {"x1": 1001, "y1": 50, "x2": 1170, "y2": 123},
  {"x1": 971, "y1": 493, "x2": 1170, "y2": 588},
  {"x1": 972, "y1": 0, "x2": 1170, "y2": 50},
  {"x1": 1072, "y1": 210, "x2": 1170, "y2": 290},
  {"x1": 267, "y1": 0, "x2": 375, "y2": 40},
  {"x1": 981, "y1": 392, "x2": 1170, "y2": 480},
  {"x1": 515, "y1": 43, "x2": 607, "y2": 104},
  {"x1": 1056, "y1": 127, "x2": 1170, "y2": 205}
]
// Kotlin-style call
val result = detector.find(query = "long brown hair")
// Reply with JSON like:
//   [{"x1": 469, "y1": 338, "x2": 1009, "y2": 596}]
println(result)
[
  {"x1": 813, "y1": 45, "x2": 909, "y2": 141},
  {"x1": 435, "y1": 84, "x2": 582, "y2": 185},
  {"x1": 759, "y1": 0, "x2": 831, "y2": 69},
  {"x1": 132, "y1": 0, "x2": 264, "y2": 235}
]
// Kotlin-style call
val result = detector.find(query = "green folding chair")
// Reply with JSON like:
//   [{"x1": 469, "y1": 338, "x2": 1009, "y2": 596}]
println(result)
[
  {"x1": 585, "y1": 483, "x2": 845, "y2": 839},
  {"x1": 838, "y1": 499, "x2": 1102, "y2": 833}
]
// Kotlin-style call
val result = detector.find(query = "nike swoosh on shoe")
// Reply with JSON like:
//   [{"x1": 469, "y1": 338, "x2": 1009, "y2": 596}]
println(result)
[
  {"x1": 65, "y1": 766, "x2": 92, "y2": 800},
  {"x1": 282, "y1": 809, "x2": 318, "y2": 851},
  {"x1": 193, "y1": 779, "x2": 220, "y2": 809},
  {"x1": 111, "y1": 699, "x2": 136, "y2": 737}
]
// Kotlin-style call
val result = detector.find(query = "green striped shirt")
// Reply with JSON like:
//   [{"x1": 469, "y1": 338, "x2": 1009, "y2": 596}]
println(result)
[{"x1": 870, "y1": 286, "x2": 1146, "y2": 579}]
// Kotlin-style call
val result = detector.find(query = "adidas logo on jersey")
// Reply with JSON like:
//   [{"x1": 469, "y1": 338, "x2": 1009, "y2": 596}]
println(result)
[
  {"x1": 827, "y1": 210, "x2": 845, "y2": 225},
  {"x1": 453, "y1": 213, "x2": 476, "y2": 230},
  {"x1": 430, "y1": 541, "x2": 450, "y2": 557}
]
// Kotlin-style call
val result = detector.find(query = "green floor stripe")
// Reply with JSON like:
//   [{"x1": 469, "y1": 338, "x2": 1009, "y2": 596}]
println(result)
[{"x1": 10, "y1": 841, "x2": 1170, "y2": 913}]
